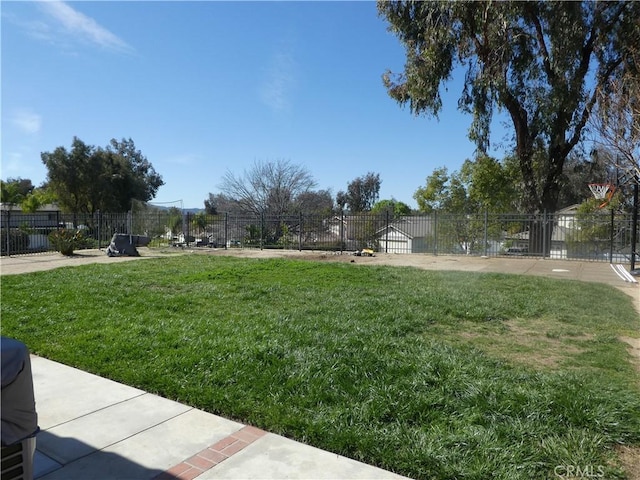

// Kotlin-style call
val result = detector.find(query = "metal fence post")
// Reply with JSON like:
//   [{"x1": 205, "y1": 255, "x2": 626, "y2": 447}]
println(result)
[
  {"x1": 340, "y1": 211, "x2": 345, "y2": 254},
  {"x1": 224, "y1": 212, "x2": 228, "y2": 250},
  {"x1": 631, "y1": 183, "x2": 638, "y2": 271},
  {"x1": 260, "y1": 212, "x2": 264, "y2": 250},
  {"x1": 299, "y1": 212, "x2": 303, "y2": 251},
  {"x1": 385, "y1": 209, "x2": 390, "y2": 254},
  {"x1": 434, "y1": 211, "x2": 438, "y2": 256},
  {"x1": 610, "y1": 209, "x2": 614, "y2": 262},
  {"x1": 542, "y1": 210, "x2": 548, "y2": 259},
  {"x1": 483, "y1": 209, "x2": 488, "y2": 257},
  {"x1": 5, "y1": 210, "x2": 10, "y2": 257},
  {"x1": 184, "y1": 212, "x2": 188, "y2": 247},
  {"x1": 97, "y1": 210, "x2": 102, "y2": 250}
]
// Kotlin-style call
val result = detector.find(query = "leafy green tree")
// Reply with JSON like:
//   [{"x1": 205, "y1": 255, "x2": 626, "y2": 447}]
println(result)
[
  {"x1": 103, "y1": 138, "x2": 164, "y2": 211},
  {"x1": 414, "y1": 156, "x2": 517, "y2": 214},
  {"x1": 415, "y1": 167, "x2": 470, "y2": 214},
  {"x1": 414, "y1": 157, "x2": 519, "y2": 254},
  {"x1": 460, "y1": 156, "x2": 520, "y2": 213},
  {"x1": 41, "y1": 137, "x2": 163, "y2": 213},
  {"x1": 413, "y1": 167, "x2": 452, "y2": 213},
  {"x1": 412, "y1": 167, "x2": 476, "y2": 253},
  {"x1": 0, "y1": 178, "x2": 34, "y2": 205},
  {"x1": 371, "y1": 199, "x2": 412, "y2": 217},
  {"x1": 336, "y1": 172, "x2": 381, "y2": 213},
  {"x1": 20, "y1": 186, "x2": 57, "y2": 213},
  {"x1": 42, "y1": 138, "x2": 94, "y2": 213},
  {"x1": 379, "y1": 1, "x2": 639, "y2": 216}
]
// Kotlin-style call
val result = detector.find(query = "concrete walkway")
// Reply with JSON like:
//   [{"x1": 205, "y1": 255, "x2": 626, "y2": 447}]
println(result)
[{"x1": 31, "y1": 356, "x2": 409, "y2": 480}]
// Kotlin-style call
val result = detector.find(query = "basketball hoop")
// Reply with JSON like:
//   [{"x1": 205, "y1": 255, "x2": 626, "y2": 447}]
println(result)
[{"x1": 588, "y1": 183, "x2": 615, "y2": 208}]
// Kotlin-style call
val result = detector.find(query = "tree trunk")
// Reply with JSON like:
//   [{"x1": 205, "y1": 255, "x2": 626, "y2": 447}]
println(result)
[
  {"x1": 528, "y1": 166, "x2": 563, "y2": 256},
  {"x1": 528, "y1": 214, "x2": 554, "y2": 256}
]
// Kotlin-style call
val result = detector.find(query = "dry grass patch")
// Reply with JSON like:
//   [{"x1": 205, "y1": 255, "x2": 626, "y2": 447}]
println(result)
[
  {"x1": 615, "y1": 445, "x2": 640, "y2": 480},
  {"x1": 434, "y1": 318, "x2": 599, "y2": 370},
  {"x1": 619, "y1": 336, "x2": 640, "y2": 375}
]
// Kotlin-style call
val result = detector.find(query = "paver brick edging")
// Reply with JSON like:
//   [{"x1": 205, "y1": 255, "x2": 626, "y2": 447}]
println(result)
[{"x1": 154, "y1": 425, "x2": 267, "y2": 480}]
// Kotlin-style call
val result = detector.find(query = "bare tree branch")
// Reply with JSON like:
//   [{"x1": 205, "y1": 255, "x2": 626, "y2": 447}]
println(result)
[
  {"x1": 589, "y1": 47, "x2": 640, "y2": 183},
  {"x1": 219, "y1": 159, "x2": 317, "y2": 216}
]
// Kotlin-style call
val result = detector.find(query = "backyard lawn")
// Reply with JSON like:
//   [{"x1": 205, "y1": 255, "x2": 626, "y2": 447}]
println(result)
[{"x1": 2, "y1": 255, "x2": 639, "y2": 479}]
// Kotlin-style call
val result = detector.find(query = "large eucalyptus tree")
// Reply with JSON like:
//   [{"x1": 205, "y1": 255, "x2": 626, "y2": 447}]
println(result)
[{"x1": 379, "y1": 1, "x2": 639, "y2": 217}]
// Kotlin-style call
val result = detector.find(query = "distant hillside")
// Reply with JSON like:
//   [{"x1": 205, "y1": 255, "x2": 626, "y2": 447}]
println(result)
[{"x1": 145, "y1": 204, "x2": 204, "y2": 214}]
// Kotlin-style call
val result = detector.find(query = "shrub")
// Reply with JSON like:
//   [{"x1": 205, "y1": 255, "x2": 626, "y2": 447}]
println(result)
[
  {"x1": 48, "y1": 228, "x2": 87, "y2": 256},
  {"x1": 0, "y1": 230, "x2": 30, "y2": 255}
]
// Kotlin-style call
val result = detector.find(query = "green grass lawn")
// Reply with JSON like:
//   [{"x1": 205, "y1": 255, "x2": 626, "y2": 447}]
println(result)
[{"x1": 2, "y1": 255, "x2": 639, "y2": 479}]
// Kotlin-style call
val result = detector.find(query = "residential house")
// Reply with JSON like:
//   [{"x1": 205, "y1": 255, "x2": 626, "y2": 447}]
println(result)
[
  {"x1": 0, "y1": 203, "x2": 63, "y2": 252},
  {"x1": 376, "y1": 216, "x2": 435, "y2": 254}
]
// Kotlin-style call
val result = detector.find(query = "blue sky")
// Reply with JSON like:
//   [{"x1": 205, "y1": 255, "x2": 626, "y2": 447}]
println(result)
[{"x1": 2, "y1": 1, "x2": 509, "y2": 210}]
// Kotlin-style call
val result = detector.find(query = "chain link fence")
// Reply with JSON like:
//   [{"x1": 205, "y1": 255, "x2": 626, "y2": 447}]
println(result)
[{"x1": 1, "y1": 209, "x2": 637, "y2": 264}]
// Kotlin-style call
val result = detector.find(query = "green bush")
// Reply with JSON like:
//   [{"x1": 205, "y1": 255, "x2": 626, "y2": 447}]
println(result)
[
  {"x1": 48, "y1": 228, "x2": 87, "y2": 256},
  {"x1": 0, "y1": 230, "x2": 30, "y2": 255}
]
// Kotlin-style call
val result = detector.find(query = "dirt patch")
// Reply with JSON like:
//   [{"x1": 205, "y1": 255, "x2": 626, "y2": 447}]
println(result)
[
  {"x1": 615, "y1": 445, "x2": 640, "y2": 480},
  {"x1": 620, "y1": 336, "x2": 640, "y2": 353},
  {"x1": 0, "y1": 248, "x2": 175, "y2": 276},
  {"x1": 453, "y1": 320, "x2": 592, "y2": 370},
  {"x1": 503, "y1": 321, "x2": 588, "y2": 368},
  {"x1": 620, "y1": 336, "x2": 640, "y2": 373}
]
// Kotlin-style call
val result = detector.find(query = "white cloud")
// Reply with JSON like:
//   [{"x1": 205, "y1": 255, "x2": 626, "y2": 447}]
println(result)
[
  {"x1": 38, "y1": 1, "x2": 133, "y2": 53},
  {"x1": 260, "y1": 48, "x2": 296, "y2": 113},
  {"x1": 12, "y1": 110, "x2": 42, "y2": 134}
]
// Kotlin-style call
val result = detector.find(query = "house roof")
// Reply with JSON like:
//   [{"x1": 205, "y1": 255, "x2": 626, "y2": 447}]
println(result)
[
  {"x1": 377, "y1": 216, "x2": 434, "y2": 239},
  {"x1": 555, "y1": 204, "x2": 581, "y2": 215},
  {"x1": 0, "y1": 203, "x2": 60, "y2": 212}
]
